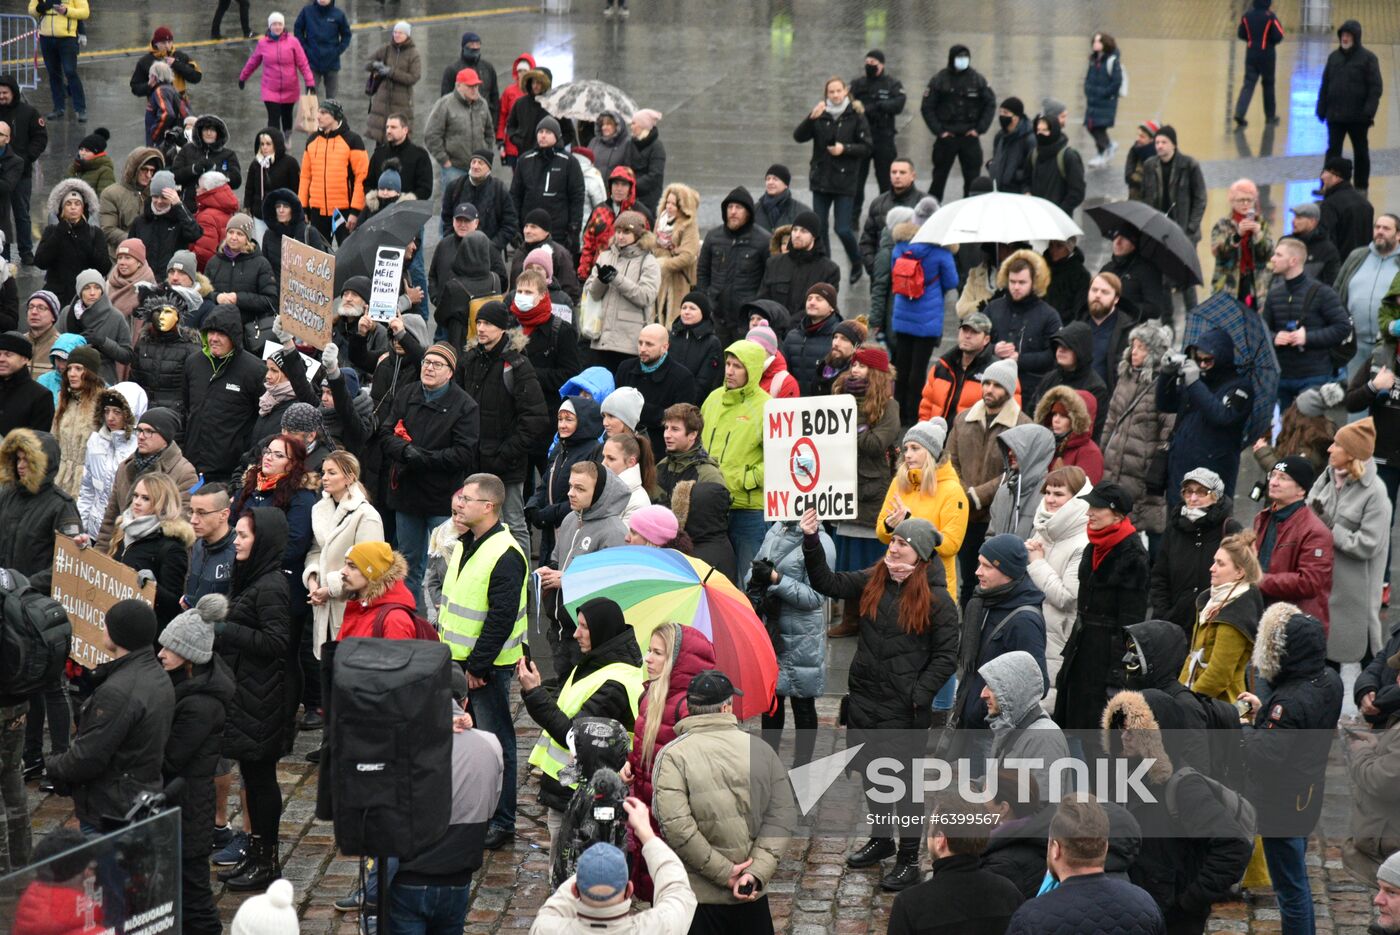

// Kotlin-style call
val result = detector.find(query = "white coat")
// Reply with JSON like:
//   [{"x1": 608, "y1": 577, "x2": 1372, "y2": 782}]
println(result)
[
  {"x1": 302, "y1": 484, "x2": 385, "y2": 653},
  {"x1": 1025, "y1": 489, "x2": 1089, "y2": 713},
  {"x1": 76, "y1": 382, "x2": 147, "y2": 538}
]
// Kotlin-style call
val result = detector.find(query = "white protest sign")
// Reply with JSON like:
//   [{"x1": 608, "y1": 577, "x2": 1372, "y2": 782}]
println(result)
[
  {"x1": 368, "y1": 246, "x2": 405, "y2": 322},
  {"x1": 762, "y1": 396, "x2": 858, "y2": 521}
]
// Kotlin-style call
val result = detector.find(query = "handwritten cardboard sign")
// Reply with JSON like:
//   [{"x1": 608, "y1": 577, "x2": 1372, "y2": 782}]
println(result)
[
  {"x1": 51, "y1": 536, "x2": 156, "y2": 669},
  {"x1": 279, "y1": 239, "x2": 336, "y2": 349}
]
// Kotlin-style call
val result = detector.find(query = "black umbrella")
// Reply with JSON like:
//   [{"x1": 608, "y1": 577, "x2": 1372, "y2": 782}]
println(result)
[
  {"x1": 1086, "y1": 200, "x2": 1204, "y2": 287},
  {"x1": 333, "y1": 199, "x2": 435, "y2": 292}
]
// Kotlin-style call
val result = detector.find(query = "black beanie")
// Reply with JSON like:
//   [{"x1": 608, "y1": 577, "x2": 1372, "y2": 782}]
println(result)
[
  {"x1": 680, "y1": 290, "x2": 712, "y2": 320},
  {"x1": 1000, "y1": 96, "x2": 1025, "y2": 118},
  {"x1": 78, "y1": 127, "x2": 110, "y2": 155},
  {"x1": 524, "y1": 208, "x2": 553, "y2": 231},
  {"x1": 764, "y1": 164, "x2": 791, "y2": 187},
  {"x1": 138, "y1": 407, "x2": 181, "y2": 445},
  {"x1": 106, "y1": 599, "x2": 157, "y2": 651},
  {"x1": 576, "y1": 596, "x2": 629, "y2": 649},
  {"x1": 792, "y1": 210, "x2": 822, "y2": 235},
  {"x1": 475, "y1": 299, "x2": 511, "y2": 330},
  {"x1": 1154, "y1": 124, "x2": 1178, "y2": 147},
  {"x1": 866, "y1": 48, "x2": 886, "y2": 63}
]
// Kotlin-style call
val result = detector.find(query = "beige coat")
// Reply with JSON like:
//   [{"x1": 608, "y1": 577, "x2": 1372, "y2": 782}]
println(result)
[
  {"x1": 96, "y1": 440, "x2": 199, "y2": 550},
  {"x1": 365, "y1": 39, "x2": 422, "y2": 143},
  {"x1": 645, "y1": 184, "x2": 701, "y2": 328},
  {"x1": 1026, "y1": 491, "x2": 1089, "y2": 713},
  {"x1": 1343, "y1": 720, "x2": 1400, "y2": 886},
  {"x1": 584, "y1": 241, "x2": 661, "y2": 356},
  {"x1": 529, "y1": 837, "x2": 697, "y2": 934},
  {"x1": 53, "y1": 392, "x2": 101, "y2": 497},
  {"x1": 946, "y1": 398, "x2": 1031, "y2": 522},
  {"x1": 302, "y1": 485, "x2": 385, "y2": 653}
]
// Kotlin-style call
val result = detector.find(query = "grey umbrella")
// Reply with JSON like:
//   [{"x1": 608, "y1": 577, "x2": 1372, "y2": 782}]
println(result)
[{"x1": 538, "y1": 80, "x2": 638, "y2": 122}]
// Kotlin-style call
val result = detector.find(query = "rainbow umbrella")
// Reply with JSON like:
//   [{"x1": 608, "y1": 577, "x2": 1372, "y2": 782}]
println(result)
[{"x1": 561, "y1": 546, "x2": 777, "y2": 720}]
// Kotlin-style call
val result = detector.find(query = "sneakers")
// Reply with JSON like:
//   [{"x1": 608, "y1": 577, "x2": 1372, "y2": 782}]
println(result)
[
  {"x1": 211, "y1": 824, "x2": 235, "y2": 851},
  {"x1": 300, "y1": 709, "x2": 325, "y2": 731},
  {"x1": 76, "y1": 112, "x2": 87, "y2": 124},
  {"x1": 22, "y1": 759, "x2": 44, "y2": 782},
  {"x1": 334, "y1": 886, "x2": 363, "y2": 912},
  {"x1": 603, "y1": 4, "x2": 614, "y2": 15},
  {"x1": 1104, "y1": 141, "x2": 1118, "y2": 160},
  {"x1": 211, "y1": 829, "x2": 251, "y2": 866},
  {"x1": 1087, "y1": 153, "x2": 1106, "y2": 169}
]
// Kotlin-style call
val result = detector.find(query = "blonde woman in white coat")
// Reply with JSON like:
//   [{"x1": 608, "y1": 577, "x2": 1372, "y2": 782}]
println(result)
[
  {"x1": 1024, "y1": 465, "x2": 1090, "y2": 713},
  {"x1": 303, "y1": 451, "x2": 384, "y2": 654}
]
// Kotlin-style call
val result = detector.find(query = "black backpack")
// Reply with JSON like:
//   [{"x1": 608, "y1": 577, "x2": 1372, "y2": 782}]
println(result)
[
  {"x1": 0, "y1": 569, "x2": 71, "y2": 698},
  {"x1": 1297, "y1": 281, "x2": 1356, "y2": 372},
  {"x1": 1193, "y1": 690, "x2": 1248, "y2": 792}
]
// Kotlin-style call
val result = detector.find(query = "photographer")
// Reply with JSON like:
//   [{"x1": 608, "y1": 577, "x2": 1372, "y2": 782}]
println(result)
[{"x1": 1156, "y1": 327, "x2": 1252, "y2": 514}]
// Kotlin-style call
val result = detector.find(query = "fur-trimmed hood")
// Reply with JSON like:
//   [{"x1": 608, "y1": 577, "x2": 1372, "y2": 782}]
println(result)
[
  {"x1": 518, "y1": 67, "x2": 551, "y2": 94},
  {"x1": 1119, "y1": 319, "x2": 1173, "y2": 375},
  {"x1": 90, "y1": 382, "x2": 149, "y2": 431},
  {"x1": 363, "y1": 190, "x2": 417, "y2": 214},
  {"x1": 769, "y1": 224, "x2": 791, "y2": 256},
  {"x1": 465, "y1": 328, "x2": 530, "y2": 354},
  {"x1": 1252, "y1": 602, "x2": 1327, "y2": 683},
  {"x1": 46, "y1": 178, "x2": 101, "y2": 224},
  {"x1": 1034, "y1": 384, "x2": 1092, "y2": 435},
  {"x1": 0, "y1": 429, "x2": 61, "y2": 494},
  {"x1": 1101, "y1": 690, "x2": 1174, "y2": 785},
  {"x1": 657, "y1": 182, "x2": 699, "y2": 222},
  {"x1": 120, "y1": 146, "x2": 165, "y2": 188},
  {"x1": 114, "y1": 514, "x2": 196, "y2": 549},
  {"x1": 995, "y1": 248, "x2": 1051, "y2": 296},
  {"x1": 356, "y1": 553, "x2": 410, "y2": 605}
]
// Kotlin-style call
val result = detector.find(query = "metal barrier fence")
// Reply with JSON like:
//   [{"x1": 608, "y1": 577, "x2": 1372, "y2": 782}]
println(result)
[{"x1": 0, "y1": 15, "x2": 38, "y2": 91}]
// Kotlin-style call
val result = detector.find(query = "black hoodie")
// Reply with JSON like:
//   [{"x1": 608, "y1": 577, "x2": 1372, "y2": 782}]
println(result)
[
  {"x1": 260, "y1": 187, "x2": 330, "y2": 279},
  {"x1": 1123, "y1": 620, "x2": 1210, "y2": 773},
  {"x1": 1318, "y1": 20, "x2": 1382, "y2": 125},
  {"x1": 245, "y1": 129, "x2": 301, "y2": 220},
  {"x1": 696, "y1": 186, "x2": 771, "y2": 335},
  {"x1": 172, "y1": 115, "x2": 242, "y2": 212},
  {"x1": 1034, "y1": 320, "x2": 1108, "y2": 434}
]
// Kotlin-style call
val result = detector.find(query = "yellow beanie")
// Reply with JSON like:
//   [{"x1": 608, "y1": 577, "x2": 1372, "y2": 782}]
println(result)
[{"x1": 347, "y1": 541, "x2": 395, "y2": 582}]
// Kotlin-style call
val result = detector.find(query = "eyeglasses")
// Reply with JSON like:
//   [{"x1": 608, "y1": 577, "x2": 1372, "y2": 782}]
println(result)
[
  {"x1": 135, "y1": 427, "x2": 160, "y2": 436},
  {"x1": 264, "y1": 450, "x2": 289, "y2": 461},
  {"x1": 191, "y1": 508, "x2": 229, "y2": 518},
  {"x1": 421, "y1": 359, "x2": 450, "y2": 371},
  {"x1": 460, "y1": 497, "x2": 495, "y2": 505}
]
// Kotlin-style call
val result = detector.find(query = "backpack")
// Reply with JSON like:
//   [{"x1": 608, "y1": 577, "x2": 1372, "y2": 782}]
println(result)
[
  {"x1": 1029, "y1": 145, "x2": 1069, "y2": 181},
  {"x1": 1164, "y1": 766, "x2": 1257, "y2": 844},
  {"x1": 892, "y1": 249, "x2": 928, "y2": 299},
  {"x1": 0, "y1": 569, "x2": 72, "y2": 698},
  {"x1": 1110, "y1": 54, "x2": 1129, "y2": 98},
  {"x1": 1192, "y1": 691, "x2": 1248, "y2": 791},
  {"x1": 371, "y1": 602, "x2": 441, "y2": 642}
]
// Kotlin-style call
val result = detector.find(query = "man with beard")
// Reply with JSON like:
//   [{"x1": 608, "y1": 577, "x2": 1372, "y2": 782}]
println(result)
[
  {"x1": 983, "y1": 251, "x2": 1062, "y2": 403},
  {"x1": 1078, "y1": 272, "x2": 1138, "y2": 401},
  {"x1": 757, "y1": 211, "x2": 840, "y2": 320},
  {"x1": 919, "y1": 312, "x2": 1020, "y2": 421},
  {"x1": 1339, "y1": 214, "x2": 1400, "y2": 375},
  {"x1": 697, "y1": 187, "x2": 770, "y2": 343},
  {"x1": 440, "y1": 148, "x2": 517, "y2": 249},
  {"x1": 1370, "y1": 853, "x2": 1400, "y2": 933}
]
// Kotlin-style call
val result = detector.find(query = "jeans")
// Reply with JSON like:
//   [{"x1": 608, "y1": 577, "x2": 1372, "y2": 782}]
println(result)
[
  {"x1": 502, "y1": 482, "x2": 531, "y2": 562},
  {"x1": 930, "y1": 134, "x2": 984, "y2": 201},
  {"x1": 810, "y1": 191, "x2": 860, "y2": 268},
  {"x1": 893, "y1": 333, "x2": 940, "y2": 425},
  {"x1": 40, "y1": 36, "x2": 84, "y2": 114},
  {"x1": 389, "y1": 880, "x2": 473, "y2": 935},
  {"x1": 9, "y1": 174, "x2": 32, "y2": 257},
  {"x1": 1235, "y1": 51, "x2": 1278, "y2": 121},
  {"x1": 396, "y1": 512, "x2": 449, "y2": 607},
  {"x1": 1262, "y1": 836, "x2": 1315, "y2": 935},
  {"x1": 311, "y1": 69, "x2": 339, "y2": 100},
  {"x1": 467, "y1": 666, "x2": 517, "y2": 830},
  {"x1": 0, "y1": 704, "x2": 30, "y2": 872},
  {"x1": 728, "y1": 509, "x2": 767, "y2": 579},
  {"x1": 264, "y1": 102, "x2": 295, "y2": 136},
  {"x1": 1327, "y1": 120, "x2": 1372, "y2": 190},
  {"x1": 1275, "y1": 373, "x2": 1333, "y2": 414},
  {"x1": 362, "y1": 855, "x2": 400, "y2": 906}
]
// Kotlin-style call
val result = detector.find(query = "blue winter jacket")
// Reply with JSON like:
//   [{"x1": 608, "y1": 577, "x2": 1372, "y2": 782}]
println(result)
[
  {"x1": 953, "y1": 574, "x2": 1048, "y2": 730},
  {"x1": 293, "y1": 0, "x2": 352, "y2": 74},
  {"x1": 1157, "y1": 326, "x2": 1252, "y2": 511},
  {"x1": 1083, "y1": 52, "x2": 1123, "y2": 129},
  {"x1": 890, "y1": 240, "x2": 959, "y2": 339},
  {"x1": 755, "y1": 523, "x2": 834, "y2": 699}
]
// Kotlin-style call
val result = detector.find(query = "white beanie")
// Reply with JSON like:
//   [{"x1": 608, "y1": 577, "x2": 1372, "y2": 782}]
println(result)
[
  {"x1": 976, "y1": 358, "x2": 1019, "y2": 399},
  {"x1": 601, "y1": 387, "x2": 644, "y2": 433},
  {"x1": 267, "y1": 11, "x2": 285, "y2": 27},
  {"x1": 1379, "y1": 850, "x2": 1400, "y2": 889},
  {"x1": 394, "y1": 20, "x2": 412, "y2": 35},
  {"x1": 231, "y1": 879, "x2": 298, "y2": 935}
]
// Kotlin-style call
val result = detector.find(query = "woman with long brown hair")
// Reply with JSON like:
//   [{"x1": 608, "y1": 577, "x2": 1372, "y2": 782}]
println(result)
[
  {"x1": 52, "y1": 345, "x2": 106, "y2": 497},
  {"x1": 799, "y1": 507, "x2": 958, "y2": 891}
]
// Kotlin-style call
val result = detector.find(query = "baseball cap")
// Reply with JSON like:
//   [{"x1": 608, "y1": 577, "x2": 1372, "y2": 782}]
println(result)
[
  {"x1": 1080, "y1": 482, "x2": 1134, "y2": 515},
  {"x1": 453, "y1": 203, "x2": 479, "y2": 222},
  {"x1": 576, "y1": 842, "x2": 628, "y2": 901},
  {"x1": 960, "y1": 311, "x2": 993, "y2": 334},
  {"x1": 687, "y1": 669, "x2": 743, "y2": 707}
]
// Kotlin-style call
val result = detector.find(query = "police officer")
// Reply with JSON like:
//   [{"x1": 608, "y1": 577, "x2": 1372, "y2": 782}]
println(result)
[{"x1": 849, "y1": 49, "x2": 907, "y2": 228}]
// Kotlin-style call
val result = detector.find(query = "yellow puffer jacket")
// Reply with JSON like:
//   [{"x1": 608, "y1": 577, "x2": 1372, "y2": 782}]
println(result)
[
  {"x1": 28, "y1": 0, "x2": 88, "y2": 38},
  {"x1": 876, "y1": 458, "x2": 968, "y2": 599}
]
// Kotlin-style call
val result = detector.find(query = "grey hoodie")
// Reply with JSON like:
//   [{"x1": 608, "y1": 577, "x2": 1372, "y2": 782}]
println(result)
[
  {"x1": 553, "y1": 467, "x2": 631, "y2": 569},
  {"x1": 981, "y1": 649, "x2": 1071, "y2": 802},
  {"x1": 986, "y1": 423, "x2": 1056, "y2": 540}
]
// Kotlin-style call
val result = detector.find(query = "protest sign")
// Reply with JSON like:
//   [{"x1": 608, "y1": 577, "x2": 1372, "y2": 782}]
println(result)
[
  {"x1": 368, "y1": 246, "x2": 405, "y2": 322},
  {"x1": 279, "y1": 239, "x2": 336, "y2": 349},
  {"x1": 763, "y1": 396, "x2": 858, "y2": 521},
  {"x1": 51, "y1": 536, "x2": 156, "y2": 668}
]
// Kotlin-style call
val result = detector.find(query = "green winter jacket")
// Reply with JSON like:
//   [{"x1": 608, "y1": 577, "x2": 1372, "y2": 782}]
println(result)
[{"x1": 700, "y1": 340, "x2": 770, "y2": 511}]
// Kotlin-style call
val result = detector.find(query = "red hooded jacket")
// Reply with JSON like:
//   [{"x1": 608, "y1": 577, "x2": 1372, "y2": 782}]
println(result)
[
  {"x1": 496, "y1": 52, "x2": 538, "y2": 156},
  {"x1": 339, "y1": 578, "x2": 420, "y2": 640},
  {"x1": 577, "y1": 165, "x2": 636, "y2": 280}
]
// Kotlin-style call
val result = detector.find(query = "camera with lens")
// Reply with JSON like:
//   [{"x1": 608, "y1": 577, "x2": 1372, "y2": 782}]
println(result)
[{"x1": 1160, "y1": 351, "x2": 1187, "y2": 374}]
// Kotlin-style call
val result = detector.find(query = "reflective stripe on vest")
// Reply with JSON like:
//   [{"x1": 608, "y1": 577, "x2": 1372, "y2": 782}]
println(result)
[
  {"x1": 437, "y1": 526, "x2": 528, "y2": 665},
  {"x1": 527, "y1": 661, "x2": 645, "y2": 786}
]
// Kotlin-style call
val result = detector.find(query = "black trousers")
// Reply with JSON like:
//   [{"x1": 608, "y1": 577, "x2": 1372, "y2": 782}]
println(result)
[
  {"x1": 211, "y1": 0, "x2": 250, "y2": 36},
  {"x1": 688, "y1": 897, "x2": 775, "y2": 935},
  {"x1": 761, "y1": 695, "x2": 818, "y2": 767},
  {"x1": 1235, "y1": 50, "x2": 1278, "y2": 121},
  {"x1": 930, "y1": 134, "x2": 984, "y2": 201},
  {"x1": 854, "y1": 134, "x2": 898, "y2": 223},
  {"x1": 892, "y1": 334, "x2": 940, "y2": 426},
  {"x1": 239, "y1": 757, "x2": 283, "y2": 844},
  {"x1": 264, "y1": 102, "x2": 295, "y2": 136},
  {"x1": 181, "y1": 852, "x2": 222, "y2": 935},
  {"x1": 1327, "y1": 120, "x2": 1372, "y2": 189}
]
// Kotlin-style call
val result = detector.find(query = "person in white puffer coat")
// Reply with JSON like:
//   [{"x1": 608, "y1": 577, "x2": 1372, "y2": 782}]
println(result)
[
  {"x1": 77, "y1": 381, "x2": 148, "y2": 538},
  {"x1": 1024, "y1": 465, "x2": 1091, "y2": 713}
]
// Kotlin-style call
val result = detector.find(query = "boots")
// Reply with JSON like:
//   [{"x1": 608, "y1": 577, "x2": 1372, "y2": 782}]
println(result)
[
  {"x1": 880, "y1": 839, "x2": 922, "y2": 891},
  {"x1": 225, "y1": 836, "x2": 282, "y2": 892},
  {"x1": 827, "y1": 600, "x2": 859, "y2": 638},
  {"x1": 846, "y1": 836, "x2": 896, "y2": 868}
]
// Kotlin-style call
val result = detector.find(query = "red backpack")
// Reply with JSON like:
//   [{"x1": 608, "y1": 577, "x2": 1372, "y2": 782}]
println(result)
[
  {"x1": 371, "y1": 602, "x2": 441, "y2": 641},
  {"x1": 892, "y1": 250, "x2": 927, "y2": 299}
]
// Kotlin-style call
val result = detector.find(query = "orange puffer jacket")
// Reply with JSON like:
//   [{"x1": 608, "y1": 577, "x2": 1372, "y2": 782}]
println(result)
[{"x1": 299, "y1": 123, "x2": 369, "y2": 215}]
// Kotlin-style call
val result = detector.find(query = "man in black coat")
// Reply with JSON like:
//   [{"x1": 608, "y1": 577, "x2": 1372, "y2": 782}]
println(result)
[
  {"x1": 849, "y1": 49, "x2": 907, "y2": 225},
  {"x1": 1233, "y1": 0, "x2": 1286, "y2": 126},
  {"x1": 510, "y1": 116, "x2": 583, "y2": 251},
  {"x1": 1318, "y1": 156, "x2": 1375, "y2": 257},
  {"x1": 0, "y1": 130, "x2": 24, "y2": 252},
  {"x1": 377, "y1": 341, "x2": 480, "y2": 604},
  {"x1": 920, "y1": 44, "x2": 996, "y2": 201},
  {"x1": 457, "y1": 301, "x2": 548, "y2": 557},
  {"x1": 130, "y1": 170, "x2": 205, "y2": 279},
  {"x1": 696, "y1": 187, "x2": 770, "y2": 344},
  {"x1": 615, "y1": 323, "x2": 698, "y2": 454},
  {"x1": 857, "y1": 158, "x2": 924, "y2": 275},
  {"x1": 754, "y1": 165, "x2": 810, "y2": 235},
  {"x1": 507, "y1": 209, "x2": 581, "y2": 305},
  {"x1": 1077, "y1": 273, "x2": 1138, "y2": 403},
  {"x1": 756, "y1": 211, "x2": 840, "y2": 320},
  {"x1": 1101, "y1": 230, "x2": 1172, "y2": 322},
  {"x1": 366, "y1": 114, "x2": 434, "y2": 204},
  {"x1": 181, "y1": 306, "x2": 263, "y2": 486},
  {"x1": 984, "y1": 252, "x2": 1063, "y2": 403},
  {"x1": 0, "y1": 76, "x2": 48, "y2": 265},
  {"x1": 441, "y1": 149, "x2": 518, "y2": 249},
  {"x1": 1043, "y1": 239, "x2": 1090, "y2": 323},
  {"x1": 887, "y1": 798, "x2": 1023, "y2": 933},
  {"x1": 0, "y1": 332, "x2": 53, "y2": 435},
  {"x1": 1290, "y1": 202, "x2": 1342, "y2": 284},
  {"x1": 1264, "y1": 237, "x2": 1353, "y2": 411},
  {"x1": 47, "y1": 600, "x2": 175, "y2": 832},
  {"x1": 1317, "y1": 20, "x2": 1383, "y2": 191},
  {"x1": 1122, "y1": 620, "x2": 1210, "y2": 773}
]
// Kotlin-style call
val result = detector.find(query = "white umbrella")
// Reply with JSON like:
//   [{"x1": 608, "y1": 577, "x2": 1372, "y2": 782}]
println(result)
[{"x1": 912, "y1": 192, "x2": 1083, "y2": 246}]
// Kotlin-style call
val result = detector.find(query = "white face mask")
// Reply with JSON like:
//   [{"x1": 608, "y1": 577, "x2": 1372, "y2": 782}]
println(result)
[
  {"x1": 1181, "y1": 505, "x2": 1208, "y2": 521},
  {"x1": 954, "y1": 56, "x2": 970, "y2": 71},
  {"x1": 515, "y1": 292, "x2": 538, "y2": 312}
]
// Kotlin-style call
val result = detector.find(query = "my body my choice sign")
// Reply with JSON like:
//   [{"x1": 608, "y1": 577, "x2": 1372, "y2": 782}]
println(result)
[{"x1": 763, "y1": 396, "x2": 858, "y2": 521}]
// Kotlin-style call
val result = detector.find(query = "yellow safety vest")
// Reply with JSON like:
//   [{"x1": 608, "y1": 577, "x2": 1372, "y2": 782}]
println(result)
[
  {"x1": 527, "y1": 661, "x2": 645, "y2": 786},
  {"x1": 437, "y1": 526, "x2": 528, "y2": 666}
]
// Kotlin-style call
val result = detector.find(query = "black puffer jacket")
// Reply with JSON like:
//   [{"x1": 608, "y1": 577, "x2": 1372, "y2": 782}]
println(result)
[
  {"x1": 129, "y1": 200, "x2": 204, "y2": 280},
  {"x1": 1317, "y1": 21, "x2": 1383, "y2": 125},
  {"x1": 803, "y1": 532, "x2": 957, "y2": 729},
  {"x1": 182, "y1": 305, "x2": 265, "y2": 479},
  {"x1": 377, "y1": 379, "x2": 480, "y2": 517},
  {"x1": 132, "y1": 320, "x2": 198, "y2": 416},
  {"x1": 615, "y1": 354, "x2": 698, "y2": 454},
  {"x1": 1122, "y1": 620, "x2": 1211, "y2": 774},
  {"x1": 259, "y1": 188, "x2": 329, "y2": 281},
  {"x1": 204, "y1": 245, "x2": 278, "y2": 340},
  {"x1": 1027, "y1": 128, "x2": 1086, "y2": 216},
  {"x1": 34, "y1": 180, "x2": 111, "y2": 305},
  {"x1": 172, "y1": 115, "x2": 243, "y2": 212},
  {"x1": 669, "y1": 315, "x2": 724, "y2": 399},
  {"x1": 163, "y1": 655, "x2": 235, "y2": 855},
  {"x1": 523, "y1": 316, "x2": 582, "y2": 417},
  {"x1": 526, "y1": 397, "x2": 604, "y2": 563},
  {"x1": 46, "y1": 648, "x2": 175, "y2": 829},
  {"x1": 781, "y1": 312, "x2": 841, "y2": 397},
  {"x1": 756, "y1": 245, "x2": 841, "y2": 320},
  {"x1": 1148, "y1": 496, "x2": 1242, "y2": 630},
  {"x1": 219, "y1": 507, "x2": 292, "y2": 762},
  {"x1": 0, "y1": 430, "x2": 82, "y2": 596},
  {"x1": 458, "y1": 330, "x2": 549, "y2": 485},
  {"x1": 112, "y1": 518, "x2": 195, "y2": 626},
  {"x1": 981, "y1": 801, "x2": 1142, "y2": 899},
  {"x1": 920, "y1": 46, "x2": 996, "y2": 136},
  {"x1": 792, "y1": 103, "x2": 872, "y2": 197},
  {"x1": 244, "y1": 129, "x2": 300, "y2": 219},
  {"x1": 696, "y1": 187, "x2": 770, "y2": 335}
]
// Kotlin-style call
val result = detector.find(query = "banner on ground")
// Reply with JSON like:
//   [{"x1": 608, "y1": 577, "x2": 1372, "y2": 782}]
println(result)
[
  {"x1": 368, "y1": 246, "x2": 406, "y2": 322},
  {"x1": 51, "y1": 536, "x2": 156, "y2": 668},
  {"x1": 762, "y1": 396, "x2": 858, "y2": 521},
  {"x1": 279, "y1": 239, "x2": 336, "y2": 348}
]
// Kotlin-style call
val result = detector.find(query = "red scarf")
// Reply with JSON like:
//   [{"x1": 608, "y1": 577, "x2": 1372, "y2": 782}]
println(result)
[
  {"x1": 256, "y1": 471, "x2": 286, "y2": 492},
  {"x1": 511, "y1": 290, "x2": 553, "y2": 335},
  {"x1": 1086, "y1": 516, "x2": 1137, "y2": 570},
  {"x1": 1232, "y1": 210, "x2": 1256, "y2": 282}
]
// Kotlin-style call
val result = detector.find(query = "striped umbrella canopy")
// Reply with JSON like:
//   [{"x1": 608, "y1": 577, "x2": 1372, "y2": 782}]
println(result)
[{"x1": 561, "y1": 546, "x2": 776, "y2": 720}]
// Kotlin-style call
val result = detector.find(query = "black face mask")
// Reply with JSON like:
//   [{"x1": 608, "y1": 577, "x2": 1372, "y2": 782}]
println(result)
[
  {"x1": 998, "y1": 114, "x2": 1014, "y2": 131},
  {"x1": 864, "y1": 63, "x2": 879, "y2": 79},
  {"x1": 462, "y1": 49, "x2": 480, "y2": 65}
]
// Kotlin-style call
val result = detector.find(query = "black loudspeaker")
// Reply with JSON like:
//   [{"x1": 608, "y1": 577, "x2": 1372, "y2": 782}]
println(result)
[{"x1": 329, "y1": 637, "x2": 453, "y2": 858}]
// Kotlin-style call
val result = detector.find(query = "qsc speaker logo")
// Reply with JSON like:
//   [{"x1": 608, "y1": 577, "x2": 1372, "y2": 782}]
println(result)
[{"x1": 355, "y1": 762, "x2": 388, "y2": 772}]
